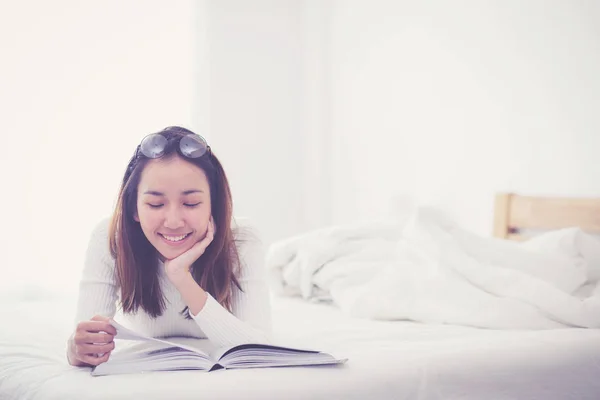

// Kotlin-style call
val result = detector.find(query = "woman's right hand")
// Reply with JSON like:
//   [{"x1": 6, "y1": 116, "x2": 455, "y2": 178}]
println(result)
[{"x1": 67, "y1": 315, "x2": 117, "y2": 367}]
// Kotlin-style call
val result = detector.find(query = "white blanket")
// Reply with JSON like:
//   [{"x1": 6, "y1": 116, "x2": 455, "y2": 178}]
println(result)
[{"x1": 266, "y1": 208, "x2": 600, "y2": 329}]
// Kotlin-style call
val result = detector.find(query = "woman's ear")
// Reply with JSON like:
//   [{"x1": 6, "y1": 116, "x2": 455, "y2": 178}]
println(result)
[{"x1": 133, "y1": 211, "x2": 140, "y2": 222}]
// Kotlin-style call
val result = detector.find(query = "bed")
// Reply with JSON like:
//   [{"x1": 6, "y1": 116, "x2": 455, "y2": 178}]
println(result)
[
  {"x1": 1, "y1": 193, "x2": 600, "y2": 400},
  {"x1": 493, "y1": 192, "x2": 600, "y2": 240}
]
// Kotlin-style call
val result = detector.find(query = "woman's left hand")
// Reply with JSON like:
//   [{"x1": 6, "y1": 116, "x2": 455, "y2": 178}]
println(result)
[{"x1": 164, "y1": 217, "x2": 215, "y2": 288}]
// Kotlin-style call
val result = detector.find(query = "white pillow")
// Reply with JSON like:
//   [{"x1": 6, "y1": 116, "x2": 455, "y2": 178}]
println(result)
[{"x1": 521, "y1": 228, "x2": 600, "y2": 284}]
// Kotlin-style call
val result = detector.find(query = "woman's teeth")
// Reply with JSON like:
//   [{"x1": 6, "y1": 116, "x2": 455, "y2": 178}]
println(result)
[{"x1": 161, "y1": 233, "x2": 190, "y2": 242}]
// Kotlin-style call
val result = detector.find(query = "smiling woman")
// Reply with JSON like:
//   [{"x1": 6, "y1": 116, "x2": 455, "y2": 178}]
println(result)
[{"x1": 67, "y1": 126, "x2": 272, "y2": 368}]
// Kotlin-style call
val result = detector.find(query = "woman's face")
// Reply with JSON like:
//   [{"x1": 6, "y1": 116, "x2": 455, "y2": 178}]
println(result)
[{"x1": 134, "y1": 155, "x2": 212, "y2": 261}]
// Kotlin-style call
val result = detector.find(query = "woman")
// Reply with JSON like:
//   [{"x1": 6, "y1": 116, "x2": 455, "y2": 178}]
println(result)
[{"x1": 67, "y1": 126, "x2": 272, "y2": 367}]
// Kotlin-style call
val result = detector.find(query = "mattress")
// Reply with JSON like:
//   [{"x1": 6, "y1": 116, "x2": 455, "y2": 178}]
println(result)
[{"x1": 1, "y1": 293, "x2": 600, "y2": 400}]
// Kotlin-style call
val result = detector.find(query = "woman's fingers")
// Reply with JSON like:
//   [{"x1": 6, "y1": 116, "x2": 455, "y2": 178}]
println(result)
[
  {"x1": 76, "y1": 332, "x2": 114, "y2": 345},
  {"x1": 77, "y1": 321, "x2": 116, "y2": 337},
  {"x1": 210, "y1": 216, "x2": 216, "y2": 234},
  {"x1": 78, "y1": 351, "x2": 111, "y2": 366},
  {"x1": 185, "y1": 223, "x2": 215, "y2": 259},
  {"x1": 192, "y1": 232, "x2": 213, "y2": 257},
  {"x1": 76, "y1": 341, "x2": 115, "y2": 356},
  {"x1": 74, "y1": 341, "x2": 115, "y2": 367},
  {"x1": 200, "y1": 219, "x2": 215, "y2": 247},
  {"x1": 79, "y1": 319, "x2": 117, "y2": 336}
]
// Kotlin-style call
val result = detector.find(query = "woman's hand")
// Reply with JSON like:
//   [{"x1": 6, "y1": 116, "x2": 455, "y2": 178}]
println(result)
[
  {"x1": 67, "y1": 315, "x2": 116, "y2": 367},
  {"x1": 164, "y1": 217, "x2": 215, "y2": 288}
]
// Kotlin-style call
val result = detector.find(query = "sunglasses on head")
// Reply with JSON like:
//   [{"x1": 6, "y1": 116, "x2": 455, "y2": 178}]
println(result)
[
  {"x1": 138, "y1": 130, "x2": 211, "y2": 159},
  {"x1": 124, "y1": 128, "x2": 211, "y2": 180}
]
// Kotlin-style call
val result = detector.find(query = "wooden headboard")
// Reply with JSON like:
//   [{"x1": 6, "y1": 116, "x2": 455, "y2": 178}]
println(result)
[{"x1": 493, "y1": 193, "x2": 600, "y2": 241}]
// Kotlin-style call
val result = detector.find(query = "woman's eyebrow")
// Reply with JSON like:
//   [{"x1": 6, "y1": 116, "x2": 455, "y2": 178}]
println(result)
[
  {"x1": 142, "y1": 189, "x2": 204, "y2": 196},
  {"x1": 143, "y1": 190, "x2": 164, "y2": 196},
  {"x1": 182, "y1": 189, "x2": 204, "y2": 195}
]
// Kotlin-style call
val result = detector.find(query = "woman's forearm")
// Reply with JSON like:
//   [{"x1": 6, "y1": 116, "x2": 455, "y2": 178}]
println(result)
[{"x1": 175, "y1": 274, "x2": 209, "y2": 316}]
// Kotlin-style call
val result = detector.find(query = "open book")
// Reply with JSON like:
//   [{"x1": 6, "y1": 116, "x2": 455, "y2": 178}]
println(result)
[{"x1": 91, "y1": 320, "x2": 347, "y2": 376}]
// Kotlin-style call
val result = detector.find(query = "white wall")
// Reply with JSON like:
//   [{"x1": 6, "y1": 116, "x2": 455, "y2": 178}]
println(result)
[
  {"x1": 5, "y1": 1, "x2": 599, "y2": 290},
  {"x1": 0, "y1": 0, "x2": 196, "y2": 288},
  {"x1": 329, "y1": 0, "x2": 600, "y2": 235},
  {"x1": 202, "y1": 0, "x2": 332, "y2": 244}
]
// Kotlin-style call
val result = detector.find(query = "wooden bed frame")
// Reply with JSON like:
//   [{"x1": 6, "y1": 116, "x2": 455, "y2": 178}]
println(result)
[{"x1": 493, "y1": 193, "x2": 600, "y2": 241}]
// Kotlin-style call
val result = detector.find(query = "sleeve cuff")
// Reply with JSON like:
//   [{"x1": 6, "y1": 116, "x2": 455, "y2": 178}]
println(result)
[{"x1": 190, "y1": 292, "x2": 220, "y2": 319}]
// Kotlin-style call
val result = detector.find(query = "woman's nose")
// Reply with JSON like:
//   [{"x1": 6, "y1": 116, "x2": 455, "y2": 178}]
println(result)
[{"x1": 163, "y1": 207, "x2": 185, "y2": 229}]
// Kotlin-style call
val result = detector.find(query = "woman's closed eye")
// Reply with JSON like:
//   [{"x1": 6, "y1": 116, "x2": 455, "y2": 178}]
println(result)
[{"x1": 146, "y1": 202, "x2": 201, "y2": 209}]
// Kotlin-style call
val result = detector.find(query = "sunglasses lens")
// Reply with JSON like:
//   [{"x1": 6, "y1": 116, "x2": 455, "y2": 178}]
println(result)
[
  {"x1": 140, "y1": 134, "x2": 168, "y2": 158},
  {"x1": 180, "y1": 134, "x2": 208, "y2": 158}
]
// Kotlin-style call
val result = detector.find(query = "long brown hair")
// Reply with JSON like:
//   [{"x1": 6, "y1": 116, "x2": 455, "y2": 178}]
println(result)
[{"x1": 108, "y1": 126, "x2": 242, "y2": 318}]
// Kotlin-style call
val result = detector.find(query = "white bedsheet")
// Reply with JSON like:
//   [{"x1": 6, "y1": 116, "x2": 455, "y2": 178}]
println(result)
[{"x1": 1, "y1": 293, "x2": 600, "y2": 400}]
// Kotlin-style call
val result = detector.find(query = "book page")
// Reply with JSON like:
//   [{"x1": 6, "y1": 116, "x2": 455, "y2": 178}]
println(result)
[
  {"x1": 212, "y1": 342, "x2": 349, "y2": 369},
  {"x1": 211, "y1": 343, "x2": 320, "y2": 361},
  {"x1": 110, "y1": 319, "x2": 155, "y2": 341},
  {"x1": 92, "y1": 340, "x2": 215, "y2": 376},
  {"x1": 110, "y1": 319, "x2": 213, "y2": 358}
]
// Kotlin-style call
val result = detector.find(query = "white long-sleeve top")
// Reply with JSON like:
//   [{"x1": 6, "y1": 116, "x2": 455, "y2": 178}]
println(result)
[{"x1": 74, "y1": 217, "x2": 272, "y2": 348}]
